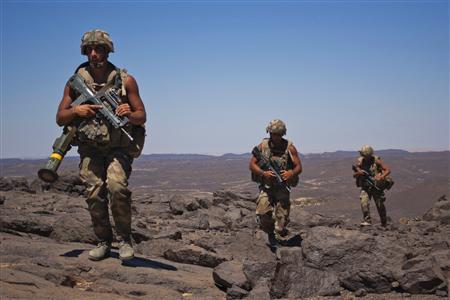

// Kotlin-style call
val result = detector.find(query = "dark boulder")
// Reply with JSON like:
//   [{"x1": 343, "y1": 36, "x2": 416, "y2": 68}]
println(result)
[
  {"x1": 302, "y1": 226, "x2": 407, "y2": 293},
  {"x1": 164, "y1": 245, "x2": 228, "y2": 267},
  {"x1": 271, "y1": 246, "x2": 341, "y2": 298},
  {"x1": 213, "y1": 260, "x2": 251, "y2": 291},
  {"x1": 50, "y1": 214, "x2": 96, "y2": 243}
]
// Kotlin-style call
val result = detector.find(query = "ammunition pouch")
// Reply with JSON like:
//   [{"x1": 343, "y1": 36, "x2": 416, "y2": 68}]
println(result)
[
  {"x1": 76, "y1": 118, "x2": 110, "y2": 145},
  {"x1": 288, "y1": 173, "x2": 299, "y2": 187},
  {"x1": 73, "y1": 119, "x2": 145, "y2": 158},
  {"x1": 376, "y1": 177, "x2": 394, "y2": 191},
  {"x1": 127, "y1": 125, "x2": 146, "y2": 158}
]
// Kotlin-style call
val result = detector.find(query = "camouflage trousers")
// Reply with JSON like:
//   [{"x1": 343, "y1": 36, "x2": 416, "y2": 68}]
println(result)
[
  {"x1": 79, "y1": 147, "x2": 133, "y2": 243},
  {"x1": 360, "y1": 189, "x2": 387, "y2": 225},
  {"x1": 255, "y1": 187, "x2": 290, "y2": 237}
]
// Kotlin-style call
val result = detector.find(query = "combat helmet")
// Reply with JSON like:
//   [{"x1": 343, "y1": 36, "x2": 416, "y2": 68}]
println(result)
[
  {"x1": 359, "y1": 145, "x2": 374, "y2": 157},
  {"x1": 81, "y1": 29, "x2": 114, "y2": 55},
  {"x1": 266, "y1": 119, "x2": 287, "y2": 136}
]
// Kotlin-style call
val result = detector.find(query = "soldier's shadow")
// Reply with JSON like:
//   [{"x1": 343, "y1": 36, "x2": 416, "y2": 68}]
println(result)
[{"x1": 60, "y1": 249, "x2": 177, "y2": 271}]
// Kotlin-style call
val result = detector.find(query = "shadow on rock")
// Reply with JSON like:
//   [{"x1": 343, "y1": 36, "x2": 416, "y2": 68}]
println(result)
[
  {"x1": 60, "y1": 249, "x2": 87, "y2": 257},
  {"x1": 60, "y1": 249, "x2": 178, "y2": 271},
  {"x1": 120, "y1": 255, "x2": 178, "y2": 271}
]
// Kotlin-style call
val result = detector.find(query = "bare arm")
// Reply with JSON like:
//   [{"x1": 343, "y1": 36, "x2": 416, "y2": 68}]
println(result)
[
  {"x1": 281, "y1": 144, "x2": 302, "y2": 181},
  {"x1": 56, "y1": 85, "x2": 101, "y2": 126},
  {"x1": 116, "y1": 75, "x2": 146, "y2": 125},
  {"x1": 353, "y1": 159, "x2": 364, "y2": 178},
  {"x1": 375, "y1": 157, "x2": 391, "y2": 180},
  {"x1": 249, "y1": 144, "x2": 276, "y2": 179}
]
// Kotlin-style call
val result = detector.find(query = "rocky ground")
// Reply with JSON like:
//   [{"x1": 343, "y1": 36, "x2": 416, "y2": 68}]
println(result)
[{"x1": 1, "y1": 175, "x2": 449, "y2": 299}]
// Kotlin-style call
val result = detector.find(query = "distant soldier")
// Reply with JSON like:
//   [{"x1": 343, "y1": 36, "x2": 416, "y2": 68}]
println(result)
[
  {"x1": 249, "y1": 119, "x2": 302, "y2": 246},
  {"x1": 353, "y1": 145, "x2": 393, "y2": 227},
  {"x1": 56, "y1": 30, "x2": 147, "y2": 261}
]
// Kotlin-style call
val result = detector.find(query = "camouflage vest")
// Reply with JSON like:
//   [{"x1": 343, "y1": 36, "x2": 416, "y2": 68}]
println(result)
[
  {"x1": 256, "y1": 138, "x2": 299, "y2": 187},
  {"x1": 357, "y1": 155, "x2": 382, "y2": 178},
  {"x1": 73, "y1": 62, "x2": 145, "y2": 158},
  {"x1": 356, "y1": 155, "x2": 394, "y2": 190}
]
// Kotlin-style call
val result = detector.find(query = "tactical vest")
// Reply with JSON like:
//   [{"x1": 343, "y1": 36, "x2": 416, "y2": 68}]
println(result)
[
  {"x1": 356, "y1": 155, "x2": 394, "y2": 190},
  {"x1": 254, "y1": 138, "x2": 299, "y2": 188},
  {"x1": 73, "y1": 62, "x2": 145, "y2": 158},
  {"x1": 357, "y1": 155, "x2": 382, "y2": 178}
]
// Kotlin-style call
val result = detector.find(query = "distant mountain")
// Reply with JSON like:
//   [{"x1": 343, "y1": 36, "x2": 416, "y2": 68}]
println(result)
[
  {"x1": 136, "y1": 153, "x2": 216, "y2": 161},
  {"x1": 220, "y1": 153, "x2": 251, "y2": 159}
]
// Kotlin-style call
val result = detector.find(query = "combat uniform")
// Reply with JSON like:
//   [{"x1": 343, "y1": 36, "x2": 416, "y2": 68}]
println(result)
[
  {"x1": 75, "y1": 63, "x2": 137, "y2": 245},
  {"x1": 357, "y1": 155, "x2": 387, "y2": 226},
  {"x1": 254, "y1": 138, "x2": 298, "y2": 239}
]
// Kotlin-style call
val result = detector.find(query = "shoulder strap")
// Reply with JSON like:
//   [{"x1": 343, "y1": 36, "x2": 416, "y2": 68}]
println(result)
[
  {"x1": 260, "y1": 138, "x2": 271, "y2": 159},
  {"x1": 119, "y1": 68, "x2": 128, "y2": 96},
  {"x1": 286, "y1": 140, "x2": 294, "y2": 161}
]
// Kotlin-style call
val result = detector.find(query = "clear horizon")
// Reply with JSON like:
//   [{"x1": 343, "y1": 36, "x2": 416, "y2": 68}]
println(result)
[
  {"x1": 1, "y1": 1, "x2": 449, "y2": 159},
  {"x1": 2, "y1": 147, "x2": 449, "y2": 161}
]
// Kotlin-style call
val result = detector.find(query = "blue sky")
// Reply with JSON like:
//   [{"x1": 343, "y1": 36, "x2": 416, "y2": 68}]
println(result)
[{"x1": 1, "y1": 1, "x2": 448, "y2": 158}]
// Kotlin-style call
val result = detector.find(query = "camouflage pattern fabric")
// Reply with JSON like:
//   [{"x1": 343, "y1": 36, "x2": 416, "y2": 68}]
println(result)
[
  {"x1": 256, "y1": 188, "x2": 290, "y2": 237},
  {"x1": 360, "y1": 189, "x2": 387, "y2": 225},
  {"x1": 79, "y1": 146, "x2": 133, "y2": 242},
  {"x1": 265, "y1": 119, "x2": 287, "y2": 135},
  {"x1": 81, "y1": 29, "x2": 114, "y2": 54}
]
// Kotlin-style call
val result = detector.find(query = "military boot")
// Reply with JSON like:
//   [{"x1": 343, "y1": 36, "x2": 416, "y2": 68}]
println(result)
[
  {"x1": 360, "y1": 221, "x2": 372, "y2": 227},
  {"x1": 88, "y1": 241, "x2": 111, "y2": 261},
  {"x1": 119, "y1": 240, "x2": 134, "y2": 261}
]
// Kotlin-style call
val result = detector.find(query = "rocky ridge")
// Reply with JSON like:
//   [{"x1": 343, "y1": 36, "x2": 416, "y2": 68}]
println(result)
[{"x1": 0, "y1": 174, "x2": 449, "y2": 299}]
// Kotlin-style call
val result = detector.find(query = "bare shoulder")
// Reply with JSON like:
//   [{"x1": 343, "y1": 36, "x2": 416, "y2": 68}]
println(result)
[
  {"x1": 125, "y1": 74, "x2": 139, "y2": 88},
  {"x1": 288, "y1": 143, "x2": 299, "y2": 155}
]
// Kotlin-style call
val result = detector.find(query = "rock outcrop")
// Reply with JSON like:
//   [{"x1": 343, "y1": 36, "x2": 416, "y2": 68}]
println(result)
[{"x1": 0, "y1": 175, "x2": 449, "y2": 299}]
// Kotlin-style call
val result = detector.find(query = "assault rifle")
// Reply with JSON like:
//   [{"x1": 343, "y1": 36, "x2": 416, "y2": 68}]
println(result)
[
  {"x1": 38, "y1": 74, "x2": 134, "y2": 183},
  {"x1": 252, "y1": 146, "x2": 291, "y2": 192},
  {"x1": 68, "y1": 73, "x2": 133, "y2": 141},
  {"x1": 352, "y1": 165, "x2": 380, "y2": 191}
]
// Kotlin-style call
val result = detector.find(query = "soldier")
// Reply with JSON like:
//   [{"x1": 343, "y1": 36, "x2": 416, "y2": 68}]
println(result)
[
  {"x1": 249, "y1": 119, "x2": 302, "y2": 246},
  {"x1": 56, "y1": 30, "x2": 146, "y2": 261},
  {"x1": 353, "y1": 145, "x2": 392, "y2": 227}
]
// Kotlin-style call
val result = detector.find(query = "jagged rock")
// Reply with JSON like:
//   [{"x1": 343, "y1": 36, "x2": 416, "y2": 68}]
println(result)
[
  {"x1": 50, "y1": 215, "x2": 96, "y2": 243},
  {"x1": 30, "y1": 179, "x2": 44, "y2": 193},
  {"x1": 164, "y1": 245, "x2": 228, "y2": 267},
  {"x1": 0, "y1": 194, "x2": 5, "y2": 205},
  {"x1": 0, "y1": 176, "x2": 34, "y2": 193},
  {"x1": 289, "y1": 208, "x2": 343, "y2": 230},
  {"x1": 197, "y1": 196, "x2": 213, "y2": 209},
  {"x1": 185, "y1": 198, "x2": 200, "y2": 211},
  {"x1": 224, "y1": 231, "x2": 274, "y2": 263},
  {"x1": 198, "y1": 214, "x2": 210, "y2": 230},
  {"x1": 0, "y1": 214, "x2": 53, "y2": 236},
  {"x1": 153, "y1": 229, "x2": 182, "y2": 241},
  {"x1": 213, "y1": 190, "x2": 254, "y2": 206},
  {"x1": 223, "y1": 208, "x2": 242, "y2": 228},
  {"x1": 302, "y1": 226, "x2": 407, "y2": 293},
  {"x1": 131, "y1": 227, "x2": 152, "y2": 243},
  {"x1": 243, "y1": 259, "x2": 277, "y2": 287},
  {"x1": 135, "y1": 238, "x2": 185, "y2": 258},
  {"x1": 397, "y1": 254, "x2": 446, "y2": 294},
  {"x1": 226, "y1": 284, "x2": 249, "y2": 299},
  {"x1": 213, "y1": 260, "x2": 251, "y2": 291},
  {"x1": 423, "y1": 198, "x2": 450, "y2": 224},
  {"x1": 271, "y1": 246, "x2": 341, "y2": 298},
  {"x1": 169, "y1": 194, "x2": 185, "y2": 215},
  {"x1": 246, "y1": 279, "x2": 271, "y2": 300},
  {"x1": 35, "y1": 174, "x2": 86, "y2": 196},
  {"x1": 354, "y1": 288, "x2": 367, "y2": 297},
  {"x1": 0, "y1": 177, "x2": 13, "y2": 191},
  {"x1": 168, "y1": 194, "x2": 201, "y2": 215}
]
